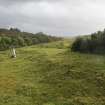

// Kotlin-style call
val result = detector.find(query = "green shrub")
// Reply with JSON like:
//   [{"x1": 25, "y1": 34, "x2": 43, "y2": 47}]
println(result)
[{"x1": 71, "y1": 29, "x2": 105, "y2": 54}]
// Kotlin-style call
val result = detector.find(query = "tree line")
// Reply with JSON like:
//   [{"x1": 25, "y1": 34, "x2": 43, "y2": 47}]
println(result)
[
  {"x1": 0, "y1": 28, "x2": 62, "y2": 51},
  {"x1": 71, "y1": 29, "x2": 105, "y2": 54}
]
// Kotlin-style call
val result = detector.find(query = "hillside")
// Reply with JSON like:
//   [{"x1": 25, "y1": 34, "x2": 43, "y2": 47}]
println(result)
[
  {"x1": 0, "y1": 28, "x2": 61, "y2": 51},
  {"x1": 0, "y1": 40, "x2": 105, "y2": 105}
]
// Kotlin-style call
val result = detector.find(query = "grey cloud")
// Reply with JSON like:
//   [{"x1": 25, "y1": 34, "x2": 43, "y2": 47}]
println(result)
[
  {"x1": 0, "y1": 0, "x2": 63, "y2": 6},
  {"x1": 0, "y1": 0, "x2": 105, "y2": 36}
]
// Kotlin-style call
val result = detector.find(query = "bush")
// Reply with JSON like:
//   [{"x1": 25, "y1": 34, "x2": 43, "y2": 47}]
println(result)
[
  {"x1": 71, "y1": 37, "x2": 83, "y2": 52},
  {"x1": 71, "y1": 29, "x2": 105, "y2": 54}
]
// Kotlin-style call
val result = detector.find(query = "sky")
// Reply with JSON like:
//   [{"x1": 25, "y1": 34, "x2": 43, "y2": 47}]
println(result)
[{"x1": 0, "y1": 0, "x2": 105, "y2": 36}]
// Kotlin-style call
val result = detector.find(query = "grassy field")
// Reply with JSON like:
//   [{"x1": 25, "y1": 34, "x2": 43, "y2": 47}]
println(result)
[{"x1": 0, "y1": 40, "x2": 105, "y2": 105}]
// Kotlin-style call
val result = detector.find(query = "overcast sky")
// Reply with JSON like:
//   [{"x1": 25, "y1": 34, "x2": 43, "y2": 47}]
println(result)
[{"x1": 0, "y1": 0, "x2": 105, "y2": 36}]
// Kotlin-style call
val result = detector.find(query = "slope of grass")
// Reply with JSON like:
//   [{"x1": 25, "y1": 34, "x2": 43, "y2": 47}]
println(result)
[{"x1": 0, "y1": 40, "x2": 105, "y2": 105}]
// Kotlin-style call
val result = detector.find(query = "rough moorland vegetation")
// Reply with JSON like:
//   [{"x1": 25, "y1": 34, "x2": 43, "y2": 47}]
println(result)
[
  {"x1": 0, "y1": 28, "x2": 61, "y2": 51},
  {"x1": 0, "y1": 40, "x2": 105, "y2": 105},
  {"x1": 71, "y1": 29, "x2": 105, "y2": 54}
]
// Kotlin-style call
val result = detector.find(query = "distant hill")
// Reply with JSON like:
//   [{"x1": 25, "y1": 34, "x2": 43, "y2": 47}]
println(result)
[{"x1": 0, "y1": 28, "x2": 62, "y2": 51}]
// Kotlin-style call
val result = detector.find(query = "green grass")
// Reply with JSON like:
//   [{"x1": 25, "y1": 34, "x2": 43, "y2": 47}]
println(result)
[{"x1": 0, "y1": 40, "x2": 105, "y2": 105}]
